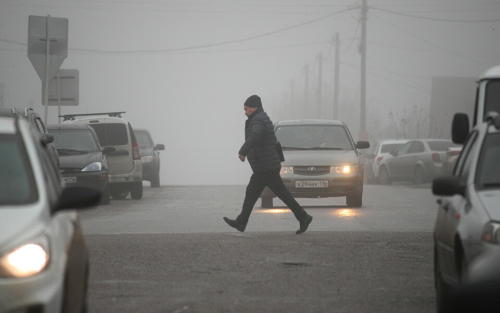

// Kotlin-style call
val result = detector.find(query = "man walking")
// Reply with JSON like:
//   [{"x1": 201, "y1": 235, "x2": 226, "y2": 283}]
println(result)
[{"x1": 223, "y1": 95, "x2": 313, "y2": 234}]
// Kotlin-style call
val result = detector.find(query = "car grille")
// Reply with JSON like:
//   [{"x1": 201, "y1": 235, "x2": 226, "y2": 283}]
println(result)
[
  {"x1": 60, "y1": 167, "x2": 82, "y2": 174},
  {"x1": 294, "y1": 166, "x2": 330, "y2": 176}
]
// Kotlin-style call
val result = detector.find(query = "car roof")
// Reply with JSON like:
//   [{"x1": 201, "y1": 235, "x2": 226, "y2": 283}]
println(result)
[
  {"x1": 276, "y1": 119, "x2": 344, "y2": 126},
  {"x1": 479, "y1": 65, "x2": 500, "y2": 81},
  {"x1": 376, "y1": 139, "x2": 408, "y2": 144},
  {"x1": 133, "y1": 128, "x2": 149, "y2": 132},
  {"x1": 47, "y1": 123, "x2": 92, "y2": 130}
]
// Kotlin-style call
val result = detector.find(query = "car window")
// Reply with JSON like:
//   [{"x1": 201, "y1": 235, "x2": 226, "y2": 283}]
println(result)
[
  {"x1": 476, "y1": 132, "x2": 500, "y2": 189},
  {"x1": 88, "y1": 123, "x2": 128, "y2": 146},
  {"x1": 455, "y1": 132, "x2": 479, "y2": 184},
  {"x1": 0, "y1": 134, "x2": 38, "y2": 205},
  {"x1": 485, "y1": 80, "x2": 500, "y2": 120},
  {"x1": 408, "y1": 141, "x2": 425, "y2": 154},
  {"x1": 275, "y1": 125, "x2": 353, "y2": 150},
  {"x1": 50, "y1": 129, "x2": 100, "y2": 152},
  {"x1": 396, "y1": 142, "x2": 412, "y2": 155},
  {"x1": 135, "y1": 131, "x2": 154, "y2": 148},
  {"x1": 426, "y1": 140, "x2": 460, "y2": 151},
  {"x1": 380, "y1": 143, "x2": 404, "y2": 154}
]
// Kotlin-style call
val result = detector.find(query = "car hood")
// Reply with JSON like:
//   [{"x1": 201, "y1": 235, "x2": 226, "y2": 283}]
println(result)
[
  {"x1": 282, "y1": 150, "x2": 359, "y2": 166},
  {"x1": 478, "y1": 190, "x2": 500, "y2": 220},
  {"x1": 59, "y1": 151, "x2": 102, "y2": 169},
  {"x1": 0, "y1": 206, "x2": 47, "y2": 249}
]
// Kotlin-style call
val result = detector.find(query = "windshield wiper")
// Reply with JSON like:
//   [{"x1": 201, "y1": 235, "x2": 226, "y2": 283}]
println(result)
[
  {"x1": 57, "y1": 148, "x2": 87, "y2": 154},
  {"x1": 281, "y1": 146, "x2": 309, "y2": 150},
  {"x1": 307, "y1": 147, "x2": 344, "y2": 150},
  {"x1": 483, "y1": 183, "x2": 500, "y2": 187}
]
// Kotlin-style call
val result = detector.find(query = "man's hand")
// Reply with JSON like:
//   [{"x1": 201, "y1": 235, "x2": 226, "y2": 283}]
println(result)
[{"x1": 238, "y1": 155, "x2": 246, "y2": 162}]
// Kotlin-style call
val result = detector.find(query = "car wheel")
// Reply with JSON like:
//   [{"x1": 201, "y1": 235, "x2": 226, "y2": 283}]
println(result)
[
  {"x1": 261, "y1": 196, "x2": 273, "y2": 208},
  {"x1": 346, "y1": 195, "x2": 362, "y2": 207},
  {"x1": 151, "y1": 174, "x2": 160, "y2": 188},
  {"x1": 435, "y1": 246, "x2": 452, "y2": 313},
  {"x1": 130, "y1": 182, "x2": 143, "y2": 200},
  {"x1": 413, "y1": 166, "x2": 427, "y2": 185},
  {"x1": 100, "y1": 182, "x2": 110, "y2": 205},
  {"x1": 379, "y1": 167, "x2": 392, "y2": 185},
  {"x1": 110, "y1": 187, "x2": 128, "y2": 200}
]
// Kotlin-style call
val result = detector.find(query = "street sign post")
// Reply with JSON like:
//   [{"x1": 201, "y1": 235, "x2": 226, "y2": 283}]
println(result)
[
  {"x1": 28, "y1": 15, "x2": 68, "y2": 123},
  {"x1": 42, "y1": 69, "x2": 79, "y2": 123}
]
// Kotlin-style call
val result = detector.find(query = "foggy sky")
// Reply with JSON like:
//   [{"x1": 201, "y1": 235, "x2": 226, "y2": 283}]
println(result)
[{"x1": 1, "y1": 0, "x2": 499, "y2": 185}]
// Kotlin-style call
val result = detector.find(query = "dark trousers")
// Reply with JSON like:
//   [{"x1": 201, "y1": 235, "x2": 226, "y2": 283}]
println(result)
[{"x1": 236, "y1": 169, "x2": 308, "y2": 225}]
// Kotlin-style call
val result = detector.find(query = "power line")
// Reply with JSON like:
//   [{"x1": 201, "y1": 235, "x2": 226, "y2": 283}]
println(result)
[{"x1": 371, "y1": 6, "x2": 500, "y2": 23}]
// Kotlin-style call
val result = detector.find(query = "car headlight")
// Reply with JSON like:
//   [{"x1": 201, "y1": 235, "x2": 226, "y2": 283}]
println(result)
[
  {"x1": 0, "y1": 236, "x2": 50, "y2": 278},
  {"x1": 331, "y1": 165, "x2": 358, "y2": 173},
  {"x1": 280, "y1": 166, "x2": 293, "y2": 174},
  {"x1": 141, "y1": 155, "x2": 153, "y2": 163},
  {"x1": 482, "y1": 222, "x2": 500, "y2": 244},
  {"x1": 82, "y1": 162, "x2": 102, "y2": 172}
]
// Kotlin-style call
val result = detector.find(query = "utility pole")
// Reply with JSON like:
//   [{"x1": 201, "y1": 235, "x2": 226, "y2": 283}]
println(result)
[
  {"x1": 317, "y1": 52, "x2": 323, "y2": 118},
  {"x1": 333, "y1": 33, "x2": 340, "y2": 120},
  {"x1": 290, "y1": 79, "x2": 294, "y2": 119},
  {"x1": 304, "y1": 64, "x2": 309, "y2": 117},
  {"x1": 359, "y1": 0, "x2": 368, "y2": 141},
  {"x1": 0, "y1": 83, "x2": 4, "y2": 108}
]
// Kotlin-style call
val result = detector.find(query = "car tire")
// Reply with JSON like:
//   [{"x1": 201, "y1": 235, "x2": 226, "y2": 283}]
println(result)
[
  {"x1": 151, "y1": 174, "x2": 160, "y2": 188},
  {"x1": 130, "y1": 182, "x2": 143, "y2": 200},
  {"x1": 346, "y1": 195, "x2": 362, "y2": 207},
  {"x1": 100, "y1": 182, "x2": 111, "y2": 205},
  {"x1": 110, "y1": 187, "x2": 128, "y2": 200},
  {"x1": 413, "y1": 166, "x2": 427, "y2": 185},
  {"x1": 261, "y1": 196, "x2": 273, "y2": 208},
  {"x1": 379, "y1": 167, "x2": 392, "y2": 185},
  {"x1": 435, "y1": 246, "x2": 452, "y2": 313}
]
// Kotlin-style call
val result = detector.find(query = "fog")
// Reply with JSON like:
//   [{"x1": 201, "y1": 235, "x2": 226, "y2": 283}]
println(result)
[{"x1": 1, "y1": 0, "x2": 499, "y2": 185}]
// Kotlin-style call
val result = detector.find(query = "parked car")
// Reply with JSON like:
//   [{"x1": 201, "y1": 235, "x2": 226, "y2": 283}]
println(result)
[
  {"x1": 260, "y1": 119, "x2": 370, "y2": 208},
  {"x1": 48, "y1": 124, "x2": 116, "y2": 205},
  {"x1": 0, "y1": 107, "x2": 59, "y2": 168},
  {"x1": 432, "y1": 112, "x2": 500, "y2": 312},
  {"x1": 0, "y1": 115, "x2": 100, "y2": 313},
  {"x1": 378, "y1": 139, "x2": 460, "y2": 185},
  {"x1": 134, "y1": 128, "x2": 164, "y2": 188},
  {"x1": 364, "y1": 139, "x2": 408, "y2": 184},
  {"x1": 442, "y1": 146, "x2": 463, "y2": 176},
  {"x1": 62, "y1": 112, "x2": 143, "y2": 200}
]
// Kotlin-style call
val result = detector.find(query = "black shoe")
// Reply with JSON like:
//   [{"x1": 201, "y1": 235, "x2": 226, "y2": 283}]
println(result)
[
  {"x1": 296, "y1": 215, "x2": 313, "y2": 234},
  {"x1": 223, "y1": 217, "x2": 246, "y2": 232}
]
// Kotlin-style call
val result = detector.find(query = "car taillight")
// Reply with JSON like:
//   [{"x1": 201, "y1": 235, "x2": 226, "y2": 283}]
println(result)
[
  {"x1": 432, "y1": 153, "x2": 441, "y2": 163},
  {"x1": 132, "y1": 142, "x2": 141, "y2": 160},
  {"x1": 376, "y1": 157, "x2": 383, "y2": 165},
  {"x1": 447, "y1": 150, "x2": 460, "y2": 157}
]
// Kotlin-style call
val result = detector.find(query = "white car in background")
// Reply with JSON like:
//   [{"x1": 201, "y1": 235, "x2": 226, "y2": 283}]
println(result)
[{"x1": 364, "y1": 139, "x2": 408, "y2": 184}]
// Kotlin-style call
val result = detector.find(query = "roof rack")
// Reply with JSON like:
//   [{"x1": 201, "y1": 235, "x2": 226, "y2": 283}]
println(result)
[{"x1": 60, "y1": 112, "x2": 126, "y2": 121}]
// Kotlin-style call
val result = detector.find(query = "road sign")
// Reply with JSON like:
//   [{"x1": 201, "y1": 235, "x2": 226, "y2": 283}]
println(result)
[
  {"x1": 28, "y1": 15, "x2": 68, "y2": 85},
  {"x1": 42, "y1": 69, "x2": 79, "y2": 106}
]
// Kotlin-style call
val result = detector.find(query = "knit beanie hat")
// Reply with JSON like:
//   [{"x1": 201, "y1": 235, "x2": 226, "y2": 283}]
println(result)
[{"x1": 244, "y1": 95, "x2": 262, "y2": 108}]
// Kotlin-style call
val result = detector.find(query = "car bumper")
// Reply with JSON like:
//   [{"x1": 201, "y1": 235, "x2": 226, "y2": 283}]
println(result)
[
  {"x1": 262, "y1": 172, "x2": 364, "y2": 198},
  {"x1": 109, "y1": 161, "x2": 142, "y2": 184},
  {"x1": 141, "y1": 160, "x2": 159, "y2": 181},
  {"x1": 62, "y1": 171, "x2": 108, "y2": 192}
]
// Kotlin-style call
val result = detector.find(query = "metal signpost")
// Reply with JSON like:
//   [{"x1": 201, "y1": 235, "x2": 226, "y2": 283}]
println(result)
[
  {"x1": 42, "y1": 69, "x2": 79, "y2": 123},
  {"x1": 28, "y1": 15, "x2": 68, "y2": 124}
]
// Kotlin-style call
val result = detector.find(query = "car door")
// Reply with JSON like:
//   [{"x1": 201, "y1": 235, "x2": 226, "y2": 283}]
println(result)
[
  {"x1": 405, "y1": 141, "x2": 426, "y2": 178},
  {"x1": 389, "y1": 141, "x2": 412, "y2": 177},
  {"x1": 435, "y1": 131, "x2": 479, "y2": 281}
]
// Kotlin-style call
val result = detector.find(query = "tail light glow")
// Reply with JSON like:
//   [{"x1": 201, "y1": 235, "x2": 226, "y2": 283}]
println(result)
[
  {"x1": 432, "y1": 153, "x2": 441, "y2": 163},
  {"x1": 132, "y1": 142, "x2": 141, "y2": 160}
]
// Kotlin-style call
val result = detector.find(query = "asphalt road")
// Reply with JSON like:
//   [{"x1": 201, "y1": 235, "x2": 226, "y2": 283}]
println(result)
[{"x1": 80, "y1": 183, "x2": 439, "y2": 313}]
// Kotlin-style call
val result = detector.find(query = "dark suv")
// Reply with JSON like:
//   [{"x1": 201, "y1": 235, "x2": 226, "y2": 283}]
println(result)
[
  {"x1": 134, "y1": 128, "x2": 165, "y2": 187},
  {"x1": 0, "y1": 107, "x2": 59, "y2": 168}
]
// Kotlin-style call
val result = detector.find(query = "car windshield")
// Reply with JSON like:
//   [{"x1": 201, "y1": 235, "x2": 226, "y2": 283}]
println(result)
[
  {"x1": 50, "y1": 129, "x2": 100, "y2": 153},
  {"x1": 485, "y1": 80, "x2": 500, "y2": 120},
  {"x1": 476, "y1": 132, "x2": 500, "y2": 189},
  {"x1": 380, "y1": 143, "x2": 404, "y2": 153},
  {"x1": 275, "y1": 125, "x2": 353, "y2": 150},
  {"x1": 135, "y1": 131, "x2": 153, "y2": 148},
  {"x1": 0, "y1": 134, "x2": 38, "y2": 205},
  {"x1": 426, "y1": 140, "x2": 460, "y2": 151},
  {"x1": 88, "y1": 123, "x2": 128, "y2": 146}
]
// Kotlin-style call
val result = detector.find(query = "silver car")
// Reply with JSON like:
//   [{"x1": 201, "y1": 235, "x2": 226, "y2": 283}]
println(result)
[
  {"x1": 378, "y1": 139, "x2": 460, "y2": 185},
  {"x1": 260, "y1": 119, "x2": 370, "y2": 208},
  {"x1": 364, "y1": 139, "x2": 408, "y2": 184},
  {"x1": 0, "y1": 116, "x2": 100, "y2": 313},
  {"x1": 433, "y1": 113, "x2": 500, "y2": 312}
]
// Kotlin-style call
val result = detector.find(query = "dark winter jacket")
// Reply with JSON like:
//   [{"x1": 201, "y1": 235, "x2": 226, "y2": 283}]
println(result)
[{"x1": 238, "y1": 109, "x2": 281, "y2": 173}]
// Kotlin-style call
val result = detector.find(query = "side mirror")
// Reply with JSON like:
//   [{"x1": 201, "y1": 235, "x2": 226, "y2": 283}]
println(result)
[
  {"x1": 55, "y1": 186, "x2": 101, "y2": 211},
  {"x1": 103, "y1": 146, "x2": 116, "y2": 154},
  {"x1": 432, "y1": 176, "x2": 465, "y2": 197},
  {"x1": 356, "y1": 141, "x2": 370, "y2": 149},
  {"x1": 154, "y1": 144, "x2": 165, "y2": 151},
  {"x1": 452, "y1": 113, "x2": 470, "y2": 144},
  {"x1": 41, "y1": 133, "x2": 54, "y2": 145}
]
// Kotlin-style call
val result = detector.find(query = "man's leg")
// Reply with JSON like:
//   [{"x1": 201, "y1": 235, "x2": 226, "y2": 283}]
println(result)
[
  {"x1": 236, "y1": 173, "x2": 266, "y2": 226},
  {"x1": 263, "y1": 169, "x2": 308, "y2": 221}
]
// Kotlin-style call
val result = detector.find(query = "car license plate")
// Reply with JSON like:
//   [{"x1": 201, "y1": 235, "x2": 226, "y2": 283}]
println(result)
[
  {"x1": 295, "y1": 180, "x2": 328, "y2": 188},
  {"x1": 64, "y1": 177, "x2": 77, "y2": 184}
]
